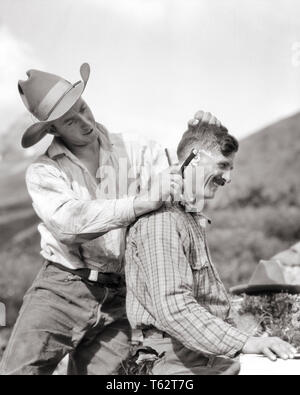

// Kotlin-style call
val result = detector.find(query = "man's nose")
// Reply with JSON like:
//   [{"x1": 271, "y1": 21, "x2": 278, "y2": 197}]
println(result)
[{"x1": 77, "y1": 113, "x2": 92, "y2": 129}]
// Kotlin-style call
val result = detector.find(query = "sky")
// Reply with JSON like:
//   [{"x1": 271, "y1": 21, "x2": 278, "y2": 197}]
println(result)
[{"x1": 1, "y1": 0, "x2": 300, "y2": 148}]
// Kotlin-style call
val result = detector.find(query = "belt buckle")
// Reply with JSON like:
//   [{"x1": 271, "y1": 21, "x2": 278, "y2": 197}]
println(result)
[
  {"x1": 132, "y1": 329, "x2": 144, "y2": 345},
  {"x1": 88, "y1": 270, "x2": 99, "y2": 282},
  {"x1": 143, "y1": 329, "x2": 164, "y2": 340}
]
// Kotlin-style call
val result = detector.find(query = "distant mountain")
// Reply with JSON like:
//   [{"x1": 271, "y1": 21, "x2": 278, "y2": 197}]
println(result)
[
  {"x1": 0, "y1": 113, "x2": 52, "y2": 161},
  {"x1": 0, "y1": 114, "x2": 32, "y2": 161},
  {"x1": 0, "y1": 158, "x2": 32, "y2": 208},
  {"x1": 213, "y1": 111, "x2": 300, "y2": 209},
  {"x1": 207, "y1": 112, "x2": 300, "y2": 288},
  {"x1": 0, "y1": 115, "x2": 41, "y2": 260}
]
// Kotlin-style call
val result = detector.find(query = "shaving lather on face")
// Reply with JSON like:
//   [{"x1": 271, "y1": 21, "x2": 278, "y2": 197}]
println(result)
[
  {"x1": 179, "y1": 148, "x2": 227, "y2": 212},
  {"x1": 180, "y1": 149, "x2": 225, "y2": 185}
]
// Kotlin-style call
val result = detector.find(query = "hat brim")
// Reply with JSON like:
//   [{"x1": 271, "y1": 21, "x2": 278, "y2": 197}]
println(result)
[
  {"x1": 21, "y1": 63, "x2": 90, "y2": 148},
  {"x1": 21, "y1": 122, "x2": 50, "y2": 149},
  {"x1": 230, "y1": 283, "x2": 300, "y2": 296}
]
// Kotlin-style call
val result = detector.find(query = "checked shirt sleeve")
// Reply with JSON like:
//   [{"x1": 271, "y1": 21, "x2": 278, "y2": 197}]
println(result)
[{"x1": 136, "y1": 212, "x2": 249, "y2": 358}]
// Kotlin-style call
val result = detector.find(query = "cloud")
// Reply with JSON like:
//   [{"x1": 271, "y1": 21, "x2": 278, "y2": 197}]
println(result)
[
  {"x1": 85, "y1": 0, "x2": 166, "y2": 23},
  {"x1": 0, "y1": 24, "x2": 43, "y2": 134}
]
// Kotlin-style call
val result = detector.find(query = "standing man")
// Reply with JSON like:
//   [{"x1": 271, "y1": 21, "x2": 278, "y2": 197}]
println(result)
[{"x1": 0, "y1": 63, "x2": 218, "y2": 375}]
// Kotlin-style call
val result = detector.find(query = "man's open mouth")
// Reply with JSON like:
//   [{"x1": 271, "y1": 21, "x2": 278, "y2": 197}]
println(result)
[
  {"x1": 211, "y1": 175, "x2": 226, "y2": 187},
  {"x1": 211, "y1": 179, "x2": 219, "y2": 188}
]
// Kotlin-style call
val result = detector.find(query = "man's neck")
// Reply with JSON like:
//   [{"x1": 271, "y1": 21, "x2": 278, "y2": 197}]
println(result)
[
  {"x1": 63, "y1": 139, "x2": 99, "y2": 161},
  {"x1": 177, "y1": 199, "x2": 208, "y2": 215}
]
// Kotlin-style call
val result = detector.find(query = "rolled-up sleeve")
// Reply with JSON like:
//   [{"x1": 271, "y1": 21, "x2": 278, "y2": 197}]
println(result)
[
  {"x1": 136, "y1": 213, "x2": 249, "y2": 358},
  {"x1": 26, "y1": 161, "x2": 136, "y2": 245}
]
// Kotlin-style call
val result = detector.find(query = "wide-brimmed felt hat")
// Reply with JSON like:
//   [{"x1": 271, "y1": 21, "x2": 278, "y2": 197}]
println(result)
[
  {"x1": 230, "y1": 259, "x2": 300, "y2": 295},
  {"x1": 18, "y1": 63, "x2": 90, "y2": 148}
]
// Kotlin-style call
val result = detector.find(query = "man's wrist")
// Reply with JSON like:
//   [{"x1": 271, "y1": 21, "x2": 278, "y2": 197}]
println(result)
[
  {"x1": 242, "y1": 336, "x2": 261, "y2": 354},
  {"x1": 133, "y1": 195, "x2": 162, "y2": 218}
]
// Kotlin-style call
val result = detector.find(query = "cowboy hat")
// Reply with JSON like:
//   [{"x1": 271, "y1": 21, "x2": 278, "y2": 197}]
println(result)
[
  {"x1": 230, "y1": 259, "x2": 300, "y2": 295},
  {"x1": 18, "y1": 63, "x2": 90, "y2": 148}
]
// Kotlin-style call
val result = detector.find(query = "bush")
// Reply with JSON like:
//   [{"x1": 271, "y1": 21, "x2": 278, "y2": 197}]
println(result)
[
  {"x1": 207, "y1": 205, "x2": 292, "y2": 288},
  {"x1": 237, "y1": 294, "x2": 300, "y2": 349},
  {"x1": 263, "y1": 206, "x2": 300, "y2": 241},
  {"x1": 0, "y1": 235, "x2": 41, "y2": 327}
]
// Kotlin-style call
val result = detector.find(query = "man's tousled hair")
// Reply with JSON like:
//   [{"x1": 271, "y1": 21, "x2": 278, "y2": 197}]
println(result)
[{"x1": 177, "y1": 123, "x2": 239, "y2": 161}]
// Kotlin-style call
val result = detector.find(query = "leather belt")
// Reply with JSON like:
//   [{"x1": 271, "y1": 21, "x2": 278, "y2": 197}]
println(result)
[
  {"x1": 142, "y1": 328, "x2": 170, "y2": 340},
  {"x1": 47, "y1": 261, "x2": 126, "y2": 288},
  {"x1": 131, "y1": 327, "x2": 170, "y2": 344},
  {"x1": 134, "y1": 327, "x2": 214, "y2": 367}
]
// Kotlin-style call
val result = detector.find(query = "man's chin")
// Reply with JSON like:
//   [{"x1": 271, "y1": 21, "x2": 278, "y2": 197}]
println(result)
[
  {"x1": 87, "y1": 131, "x2": 98, "y2": 143},
  {"x1": 204, "y1": 190, "x2": 217, "y2": 200}
]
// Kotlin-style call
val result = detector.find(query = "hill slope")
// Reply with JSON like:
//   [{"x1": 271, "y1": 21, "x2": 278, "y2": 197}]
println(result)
[
  {"x1": 0, "y1": 113, "x2": 53, "y2": 161},
  {"x1": 207, "y1": 111, "x2": 300, "y2": 287},
  {"x1": 213, "y1": 111, "x2": 300, "y2": 209}
]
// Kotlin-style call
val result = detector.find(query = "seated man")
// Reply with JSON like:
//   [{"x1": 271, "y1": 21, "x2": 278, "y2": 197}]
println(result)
[{"x1": 124, "y1": 121, "x2": 297, "y2": 375}]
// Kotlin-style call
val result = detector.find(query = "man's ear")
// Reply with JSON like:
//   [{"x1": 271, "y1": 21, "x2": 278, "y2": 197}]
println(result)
[{"x1": 47, "y1": 124, "x2": 59, "y2": 136}]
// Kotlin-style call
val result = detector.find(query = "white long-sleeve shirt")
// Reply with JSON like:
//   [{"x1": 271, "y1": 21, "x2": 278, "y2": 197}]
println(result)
[{"x1": 26, "y1": 123, "x2": 168, "y2": 272}]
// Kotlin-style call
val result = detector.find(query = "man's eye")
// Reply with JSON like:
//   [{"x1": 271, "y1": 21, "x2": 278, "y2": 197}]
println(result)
[
  {"x1": 67, "y1": 121, "x2": 73, "y2": 126},
  {"x1": 80, "y1": 106, "x2": 86, "y2": 113}
]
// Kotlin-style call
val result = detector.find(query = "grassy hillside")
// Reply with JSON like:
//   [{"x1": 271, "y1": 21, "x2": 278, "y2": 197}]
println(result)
[
  {"x1": 0, "y1": 156, "x2": 40, "y2": 329},
  {"x1": 0, "y1": 115, "x2": 53, "y2": 334},
  {"x1": 213, "y1": 111, "x2": 300, "y2": 209},
  {"x1": 207, "y1": 111, "x2": 300, "y2": 286}
]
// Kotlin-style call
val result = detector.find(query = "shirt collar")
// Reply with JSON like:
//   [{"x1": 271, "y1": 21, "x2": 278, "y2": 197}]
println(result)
[
  {"x1": 199, "y1": 212, "x2": 212, "y2": 225},
  {"x1": 197, "y1": 214, "x2": 212, "y2": 228},
  {"x1": 176, "y1": 202, "x2": 212, "y2": 226}
]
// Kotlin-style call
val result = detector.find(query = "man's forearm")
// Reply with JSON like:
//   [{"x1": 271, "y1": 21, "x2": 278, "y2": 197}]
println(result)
[
  {"x1": 32, "y1": 195, "x2": 137, "y2": 245},
  {"x1": 64, "y1": 196, "x2": 159, "y2": 243},
  {"x1": 155, "y1": 294, "x2": 250, "y2": 358},
  {"x1": 133, "y1": 195, "x2": 161, "y2": 218}
]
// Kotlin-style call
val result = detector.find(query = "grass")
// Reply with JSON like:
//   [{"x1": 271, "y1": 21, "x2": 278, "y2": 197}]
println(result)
[{"x1": 237, "y1": 293, "x2": 300, "y2": 350}]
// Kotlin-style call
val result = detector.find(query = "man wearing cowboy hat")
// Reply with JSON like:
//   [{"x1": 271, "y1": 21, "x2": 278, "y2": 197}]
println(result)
[{"x1": 0, "y1": 63, "x2": 220, "y2": 375}]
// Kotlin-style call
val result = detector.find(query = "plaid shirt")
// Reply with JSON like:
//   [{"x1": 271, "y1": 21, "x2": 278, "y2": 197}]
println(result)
[{"x1": 125, "y1": 204, "x2": 249, "y2": 358}]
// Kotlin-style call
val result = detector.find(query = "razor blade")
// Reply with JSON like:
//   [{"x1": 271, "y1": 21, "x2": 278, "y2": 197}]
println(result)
[{"x1": 180, "y1": 149, "x2": 198, "y2": 177}]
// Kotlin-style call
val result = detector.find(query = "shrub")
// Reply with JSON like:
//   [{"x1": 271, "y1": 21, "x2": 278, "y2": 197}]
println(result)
[
  {"x1": 263, "y1": 206, "x2": 300, "y2": 242},
  {"x1": 236, "y1": 294, "x2": 300, "y2": 349}
]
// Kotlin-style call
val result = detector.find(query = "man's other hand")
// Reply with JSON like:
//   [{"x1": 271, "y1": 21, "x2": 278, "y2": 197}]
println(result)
[
  {"x1": 242, "y1": 336, "x2": 297, "y2": 361},
  {"x1": 188, "y1": 111, "x2": 227, "y2": 131}
]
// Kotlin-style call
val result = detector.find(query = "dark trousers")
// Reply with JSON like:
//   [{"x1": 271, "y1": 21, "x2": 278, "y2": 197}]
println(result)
[{"x1": 0, "y1": 261, "x2": 130, "y2": 375}]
